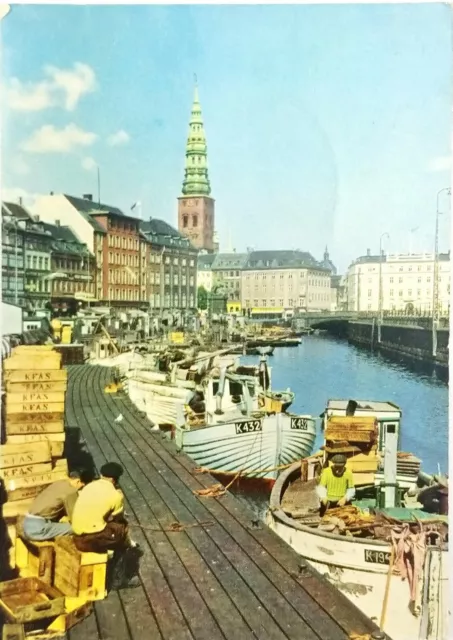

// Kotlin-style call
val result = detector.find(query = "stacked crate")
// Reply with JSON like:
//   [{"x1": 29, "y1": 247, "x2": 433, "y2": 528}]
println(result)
[
  {"x1": 324, "y1": 416, "x2": 380, "y2": 486},
  {"x1": 0, "y1": 346, "x2": 69, "y2": 566}
]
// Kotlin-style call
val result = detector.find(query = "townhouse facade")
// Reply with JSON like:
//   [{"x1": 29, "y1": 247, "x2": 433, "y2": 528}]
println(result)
[
  {"x1": 196, "y1": 253, "x2": 216, "y2": 293},
  {"x1": 140, "y1": 218, "x2": 198, "y2": 318},
  {"x1": 241, "y1": 250, "x2": 331, "y2": 319},
  {"x1": 211, "y1": 252, "x2": 248, "y2": 314},
  {"x1": 346, "y1": 251, "x2": 451, "y2": 314}
]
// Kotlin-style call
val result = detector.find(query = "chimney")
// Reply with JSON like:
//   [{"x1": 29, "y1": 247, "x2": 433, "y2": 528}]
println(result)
[
  {"x1": 83, "y1": 194, "x2": 93, "y2": 201},
  {"x1": 366, "y1": 248, "x2": 371, "y2": 257},
  {"x1": 55, "y1": 220, "x2": 60, "y2": 227},
  {"x1": 18, "y1": 197, "x2": 23, "y2": 206}
]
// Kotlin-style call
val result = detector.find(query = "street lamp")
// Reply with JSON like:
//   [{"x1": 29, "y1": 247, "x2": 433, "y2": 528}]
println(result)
[
  {"x1": 378, "y1": 232, "x2": 390, "y2": 343},
  {"x1": 432, "y1": 187, "x2": 451, "y2": 356}
]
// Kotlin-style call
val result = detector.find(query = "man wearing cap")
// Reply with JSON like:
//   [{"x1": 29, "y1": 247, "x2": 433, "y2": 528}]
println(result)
[
  {"x1": 71, "y1": 461, "x2": 133, "y2": 553},
  {"x1": 22, "y1": 471, "x2": 85, "y2": 541},
  {"x1": 316, "y1": 454, "x2": 355, "y2": 516}
]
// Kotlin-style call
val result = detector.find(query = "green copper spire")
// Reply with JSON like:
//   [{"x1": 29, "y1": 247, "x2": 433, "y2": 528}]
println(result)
[{"x1": 181, "y1": 81, "x2": 211, "y2": 196}]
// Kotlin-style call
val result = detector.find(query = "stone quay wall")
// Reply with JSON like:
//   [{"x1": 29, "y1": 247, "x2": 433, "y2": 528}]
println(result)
[{"x1": 348, "y1": 321, "x2": 449, "y2": 367}]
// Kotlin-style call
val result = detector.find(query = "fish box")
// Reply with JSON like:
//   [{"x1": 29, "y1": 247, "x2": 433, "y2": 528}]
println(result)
[
  {"x1": 0, "y1": 463, "x2": 53, "y2": 481},
  {"x1": 0, "y1": 442, "x2": 52, "y2": 469},
  {"x1": 15, "y1": 535, "x2": 55, "y2": 585},
  {"x1": 2, "y1": 624, "x2": 25, "y2": 640},
  {"x1": 3, "y1": 370, "x2": 67, "y2": 384},
  {"x1": 325, "y1": 429, "x2": 375, "y2": 443},
  {"x1": 42, "y1": 596, "x2": 93, "y2": 634},
  {"x1": 6, "y1": 413, "x2": 65, "y2": 425},
  {"x1": 54, "y1": 537, "x2": 108, "y2": 601},
  {"x1": 347, "y1": 453, "x2": 380, "y2": 473},
  {"x1": 0, "y1": 577, "x2": 65, "y2": 623},
  {"x1": 6, "y1": 420, "x2": 65, "y2": 434},
  {"x1": 2, "y1": 499, "x2": 35, "y2": 519}
]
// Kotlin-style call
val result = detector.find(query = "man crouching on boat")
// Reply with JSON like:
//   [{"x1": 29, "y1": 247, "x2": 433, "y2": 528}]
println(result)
[{"x1": 316, "y1": 454, "x2": 355, "y2": 517}]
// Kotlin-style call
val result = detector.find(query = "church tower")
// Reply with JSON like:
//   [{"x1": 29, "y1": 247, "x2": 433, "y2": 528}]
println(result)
[{"x1": 177, "y1": 82, "x2": 215, "y2": 252}]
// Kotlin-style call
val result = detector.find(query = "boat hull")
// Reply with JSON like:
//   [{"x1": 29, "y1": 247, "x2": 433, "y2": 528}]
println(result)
[
  {"x1": 175, "y1": 414, "x2": 316, "y2": 480},
  {"x1": 267, "y1": 463, "x2": 449, "y2": 640}
]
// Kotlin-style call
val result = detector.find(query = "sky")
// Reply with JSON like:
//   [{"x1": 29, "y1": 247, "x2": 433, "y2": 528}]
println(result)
[{"x1": 1, "y1": 3, "x2": 451, "y2": 272}]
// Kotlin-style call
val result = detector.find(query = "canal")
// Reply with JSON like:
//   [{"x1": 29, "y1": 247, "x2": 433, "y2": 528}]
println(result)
[{"x1": 231, "y1": 334, "x2": 449, "y2": 514}]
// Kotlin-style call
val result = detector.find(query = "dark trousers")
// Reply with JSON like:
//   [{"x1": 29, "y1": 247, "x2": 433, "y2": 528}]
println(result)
[{"x1": 73, "y1": 520, "x2": 129, "y2": 554}]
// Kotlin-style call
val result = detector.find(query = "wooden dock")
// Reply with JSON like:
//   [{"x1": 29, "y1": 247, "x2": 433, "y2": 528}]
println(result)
[{"x1": 65, "y1": 365, "x2": 382, "y2": 640}]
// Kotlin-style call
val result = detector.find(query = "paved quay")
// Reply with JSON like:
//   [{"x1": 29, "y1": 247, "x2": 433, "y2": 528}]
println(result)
[{"x1": 65, "y1": 364, "x2": 383, "y2": 640}]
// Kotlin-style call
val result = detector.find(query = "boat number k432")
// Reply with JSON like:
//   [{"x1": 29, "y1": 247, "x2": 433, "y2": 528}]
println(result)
[
  {"x1": 364, "y1": 549, "x2": 391, "y2": 565},
  {"x1": 291, "y1": 418, "x2": 309, "y2": 430},
  {"x1": 235, "y1": 420, "x2": 262, "y2": 434}
]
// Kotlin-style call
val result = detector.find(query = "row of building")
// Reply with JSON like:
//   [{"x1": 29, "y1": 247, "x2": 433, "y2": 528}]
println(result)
[
  {"x1": 197, "y1": 248, "x2": 450, "y2": 318},
  {"x1": 2, "y1": 194, "x2": 197, "y2": 321}
]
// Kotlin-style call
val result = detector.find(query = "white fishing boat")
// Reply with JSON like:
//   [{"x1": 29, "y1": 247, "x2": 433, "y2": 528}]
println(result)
[
  {"x1": 266, "y1": 399, "x2": 449, "y2": 640},
  {"x1": 174, "y1": 360, "x2": 316, "y2": 485}
]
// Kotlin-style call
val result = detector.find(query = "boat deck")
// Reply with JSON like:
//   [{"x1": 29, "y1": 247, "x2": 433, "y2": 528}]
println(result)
[{"x1": 64, "y1": 365, "x2": 381, "y2": 640}]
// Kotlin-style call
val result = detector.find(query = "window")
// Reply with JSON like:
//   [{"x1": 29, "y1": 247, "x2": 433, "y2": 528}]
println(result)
[
  {"x1": 174, "y1": 258, "x2": 178, "y2": 266},
  {"x1": 408, "y1": 289, "x2": 412, "y2": 297},
  {"x1": 183, "y1": 215, "x2": 188, "y2": 228},
  {"x1": 427, "y1": 277, "x2": 431, "y2": 283},
  {"x1": 390, "y1": 277, "x2": 394, "y2": 283},
  {"x1": 193, "y1": 215, "x2": 198, "y2": 227},
  {"x1": 288, "y1": 299, "x2": 294, "y2": 307},
  {"x1": 279, "y1": 299, "x2": 284, "y2": 306},
  {"x1": 390, "y1": 289, "x2": 394, "y2": 297},
  {"x1": 417, "y1": 289, "x2": 421, "y2": 297},
  {"x1": 417, "y1": 277, "x2": 421, "y2": 283},
  {"x1": 262, "y1": 299, "x2": 266, "y2": 306},
  {"x1": 399, "y1": 290, "x2": 403, "y2": 297},
  {"x1": 253, "y1": 299, "x2": 258, "y2": 306},
  {"x1": 270, "y1": 299, "x2": 275, "y2": 306},
  {"x1": 368, "y1": 289, "x2": 372, "y2": 297},
  {"x1": 399, "y1": 277, "x2": 403, "y2": 283},
  {"x1": 245, "y1": 299, "x2": 250, "y2": 307}
]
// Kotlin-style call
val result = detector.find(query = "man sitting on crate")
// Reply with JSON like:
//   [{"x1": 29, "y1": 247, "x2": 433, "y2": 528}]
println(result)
[
  {"x1": 22, "y1": 471, "x2": 85, "y2": 541},
  {"x1": 316, "y1": 454, "x2": 355, "y2": 517},
  {"x1": 71, "y1": 461, "x2": 142, "y2": 588}
]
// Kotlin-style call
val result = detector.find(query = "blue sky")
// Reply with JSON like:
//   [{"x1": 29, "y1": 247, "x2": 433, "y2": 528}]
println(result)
[{"x1": 2, "y1": 4, "x2": 451, "y2": 271}]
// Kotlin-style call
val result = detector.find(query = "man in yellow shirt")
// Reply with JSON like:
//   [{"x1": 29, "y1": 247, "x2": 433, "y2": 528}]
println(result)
[
  {"x1": 316, "y1": 454, "x2": 355, "y2": 516},
  {"x1": 72, "y1": 461, "x2": 134, "y2": 553},
  {"x1": 72, "y1": 461, "x2": 142, "y2": 589}
]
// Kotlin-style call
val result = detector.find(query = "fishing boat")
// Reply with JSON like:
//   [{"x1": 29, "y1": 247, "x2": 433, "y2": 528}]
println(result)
[
  {"x1": 266, "y1": 399, "x2": 449, "y2": 640},
  {"x1": 174, "y1": 358, "x2": 316, "y2": 486}
]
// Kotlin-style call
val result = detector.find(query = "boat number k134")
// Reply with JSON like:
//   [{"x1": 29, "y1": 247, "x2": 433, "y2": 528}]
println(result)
[
  {"x1": 291, "y1": 418, "x2": 309, "y2": 430},
  {"x1": 364, "y1": 550, "x2": 391, "y2": 565},
  {"x1": 235, "y1": 420, "x2": 262, "y2": 434}
]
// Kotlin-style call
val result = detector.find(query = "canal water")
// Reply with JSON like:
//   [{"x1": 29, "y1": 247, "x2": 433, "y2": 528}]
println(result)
[{"x1": 230, "y1": 334, "x2": 449, "y2": 516}]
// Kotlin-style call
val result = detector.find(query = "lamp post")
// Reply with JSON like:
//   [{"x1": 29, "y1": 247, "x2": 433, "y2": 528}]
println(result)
[
  {"x1": 378, "y1": 232, "x2": 390, "y2": 343},
  {"x1": 432, "y1": 187, "x2": 451, "y2": 356}
]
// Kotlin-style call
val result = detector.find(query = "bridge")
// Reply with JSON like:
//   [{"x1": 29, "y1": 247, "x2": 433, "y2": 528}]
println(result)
[{"x1": 293, "y1": 310, "x2": 449, "y2": 330}]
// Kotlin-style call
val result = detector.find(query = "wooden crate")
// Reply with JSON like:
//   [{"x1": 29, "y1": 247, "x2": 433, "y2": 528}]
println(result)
[
  {"x1": 0, "y1": 463, "x2": 53, "y2": 482},
  {"x1": 346, "y1": 453, "x2": 380, "y2": 473},
  {"x1": 6, "y1": 421, "x2": 65, "y2": 435},
  {"x1": 2, "y1": 624, "x2": 25, "y2": 640},
  {"x1": 325, "y1": 429, "x2": 375, "y2": 443},
  {"x1": 15, "y1": 536, "x2": 55, "y2": 585},
  {"x1": 3, "y1": 468, "x2": 66, "y2": 494},
  {"x1": 5, "y1": 380, "x2": 67, "y2": 393},
  {"x1": 54, "y1": 537, "x2": 108, "y2": 601},
  {"x1": 3, "y1": 499, "x2": 35, "y2": 520},
  {"x1": 0, "y1": 577, "x2": 65, "y2": 623},
  {"x1": 3, "y1": 356, "x2": 62, "y2": 371},
  {"x1": 42, "y1": 596, "x2": 93, "y2": 634},
  {"x1": 7, "y1": 392, "x2": 66, "y2": 405},
  {"x1": 327, "y1": 416, "x2": 378, "y2": 430},
  {"x1": 6, "y1": 434, "x2": 65, "y2": 460},
  {"x1": 0, "y1": 442, "x2": 52, "y2": 470},
  {"x1": 3, "y1": 370, "x2": 67, "y2": 384}
]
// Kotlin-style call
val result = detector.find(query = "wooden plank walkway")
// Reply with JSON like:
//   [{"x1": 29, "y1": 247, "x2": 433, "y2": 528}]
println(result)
[{"x1": 65, "y1": 365, "x2": 382, "y2": 640}]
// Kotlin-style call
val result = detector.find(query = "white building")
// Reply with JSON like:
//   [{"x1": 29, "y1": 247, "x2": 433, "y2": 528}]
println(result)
[
  {"x1": 196, "y1": 253, "x2": 216, "y2": 292},
  {"x1": 241, "y1": 250, "x2": 331, "y2": 318},
  {"x1": 346, "y1": 251, "x2": 451, "y2": 314}
]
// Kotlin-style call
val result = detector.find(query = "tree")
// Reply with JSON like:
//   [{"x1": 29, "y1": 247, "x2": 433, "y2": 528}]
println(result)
[{"x1": 197, "y1": 285, "x2": 208, "y2": 311}]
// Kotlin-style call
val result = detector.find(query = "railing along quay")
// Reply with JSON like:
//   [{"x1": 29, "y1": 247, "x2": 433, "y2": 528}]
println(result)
[{"x1": 64, "y1": 365, "x2": 385, "y2": 640}]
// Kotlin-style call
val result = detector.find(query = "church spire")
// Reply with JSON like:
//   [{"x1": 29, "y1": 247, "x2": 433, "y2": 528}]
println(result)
[{"x1": 181, "y1": 80, "x2": 211, "y2": 196}]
